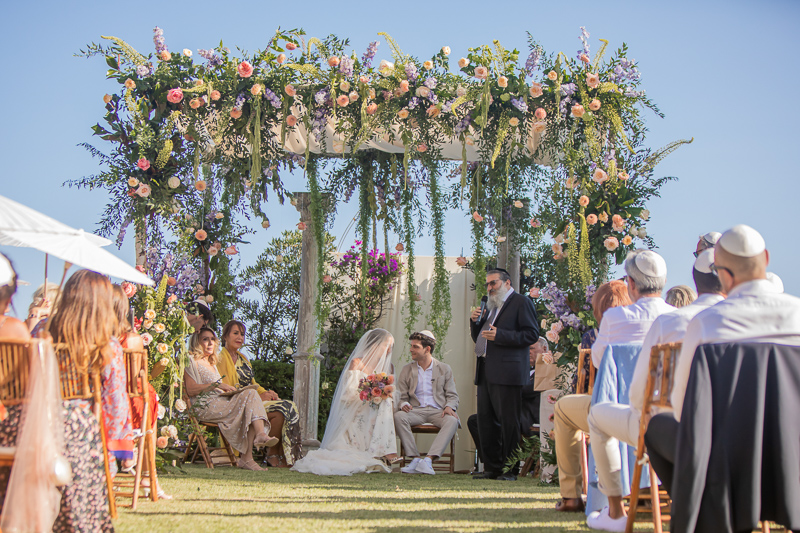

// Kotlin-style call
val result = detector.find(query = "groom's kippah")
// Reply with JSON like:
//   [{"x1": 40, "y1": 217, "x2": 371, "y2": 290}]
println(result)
[{"x1": 418, "y1": 330, "x2": 436, "y2": 341}]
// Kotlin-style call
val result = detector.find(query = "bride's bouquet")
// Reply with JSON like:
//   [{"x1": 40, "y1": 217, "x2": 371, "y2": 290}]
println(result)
[{"x1": 357, "y1": 373, "x2": 394, "y2": 409}]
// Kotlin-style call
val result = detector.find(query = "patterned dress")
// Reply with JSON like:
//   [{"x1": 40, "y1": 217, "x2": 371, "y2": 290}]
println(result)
[
  {"x1": 0, "y1": 403, "x2": 114, "y2": 532},
  {"x1": 102, "y1": 340, "x2": 134, "y2": 462},
  {"x1": 189, "y1": 361, "x2": 269, "y2": 454},
  {"x1": 232, "y1": 357, "x2": 304, "y2": 464}
]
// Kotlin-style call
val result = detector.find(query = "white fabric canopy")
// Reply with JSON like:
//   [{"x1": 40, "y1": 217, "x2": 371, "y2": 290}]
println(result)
[{"x1": 0, "y1": 194, "x2": 153, "y2": 286}]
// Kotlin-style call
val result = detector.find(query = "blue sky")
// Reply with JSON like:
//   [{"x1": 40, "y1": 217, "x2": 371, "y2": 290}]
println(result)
[{"x1": 2, "y1": 0, "x2": 798, "y2": 315}]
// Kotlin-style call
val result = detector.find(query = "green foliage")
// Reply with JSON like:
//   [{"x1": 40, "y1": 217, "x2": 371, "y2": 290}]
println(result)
[
  {"x1": 503, "y1": 434, "x2": 540, "y2": 474},
  {"x1": 426, "y1": 167, "x2": 452, "y2": 356},
  {"x1": 251, "y1": 360, "x2": 295, "y2": 400}
]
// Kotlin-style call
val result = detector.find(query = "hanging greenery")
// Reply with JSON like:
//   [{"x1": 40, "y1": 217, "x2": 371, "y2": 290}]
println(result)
[{"x1": 425, "y1": 164, "x2": 451, "y2": 356}]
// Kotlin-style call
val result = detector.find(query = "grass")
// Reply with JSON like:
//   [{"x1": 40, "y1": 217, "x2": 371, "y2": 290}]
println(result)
[{"x1": 113, "y1": 465, "x2": 661, "y2": 532}]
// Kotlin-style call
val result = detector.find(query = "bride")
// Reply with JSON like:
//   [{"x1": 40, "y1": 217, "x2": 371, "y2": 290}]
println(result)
[{"x1": 292, "y1": 328, "x2": 398, "y2": 475}]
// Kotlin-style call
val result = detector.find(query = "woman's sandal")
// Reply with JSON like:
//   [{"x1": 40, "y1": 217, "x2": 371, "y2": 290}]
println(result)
[
  {"x1": 378, "y1": 455, "x2": 402, "y2": 467},
  {"x1": 254, "y1": 433, "x2": 280, "y2": 449},
  {"x1": 237, "y1": 458, "x2": 265, "y2": 471}
]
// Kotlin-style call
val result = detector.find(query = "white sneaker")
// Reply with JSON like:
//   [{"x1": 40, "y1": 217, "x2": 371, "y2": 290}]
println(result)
[
  {"x1": 586, "y1": 506, "x2": 627, "y2": 532},
  {"x1": 415, "y1": 457, "x2": 435, "y2": 475},
  {"x1": 401, "y1": 457, "x2": 422, "y2": 474}
]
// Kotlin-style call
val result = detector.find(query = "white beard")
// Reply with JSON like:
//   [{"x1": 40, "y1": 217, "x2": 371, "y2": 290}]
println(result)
[{"x1": 488, "y1": 284, "x2": 510, "y2": 310}]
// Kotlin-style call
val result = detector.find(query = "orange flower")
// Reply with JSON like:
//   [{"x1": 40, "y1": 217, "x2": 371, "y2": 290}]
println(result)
[
  {"x1": 103, "y1": 94, "x2": 112, "y2": 104},
  {"x1": 124, "y1": 78, "x2": 136, "y2": 89},
  {"x1": 547, "y1": 71, "x2": 557, "y2": 81},
  {"x1": 586, "y1": 214, "x2": 598, "y2": 225},
  {"x1": 618, "y1": 171, "x2": 629, "y2": 181},
  {"x1": 426, "y1": 105, "x2": 440, "y2": 118},
  {"x1": 250, "y1": 84, "x2": 262, "y2": 96},
  {"x1": 160, "y1": 51, "x2": 172, "y2": 61},
  {"x1": 387, "y1": 375, "x2": 395, "y2": 384},
  {"x1": 417, "y1": 144, "x2": 428, "y2": 153},
  {"x1": 230, "y1": 108, "x2": 243, "y2": 119},
  {"x1": 579, "y1": 195, "x2": 590, "y2": 207},
  {"x1": 336, "y1": 95, "x2": 349, "y2": 107},
  {"x1": 285, "y1": 84, "x2": 296, "y2": 97},
  {"x1": 497, "y1": 76, "x2": 508, "y2": 88},
  {"x1": 297, "y1": 222, "x2": 307, "y2": 231},
  {"x1": 397, "y1": 109, "x2": 409, "y2": 119},
  {"x1": 210, "y1": 90, "x2": 221, "y2": 101},
  {"x1": 534, "y1": 108, "x2": 546, "y2": 120},
  {"x1": 456, "y1": 256, "x2": 468, "y2": 267},
  {"x1": 195, "y1": 229, "x2": 208, "y2": 241},
  {"x1": 395, "y1": 243, "x2": 405, "y2": 252},
  {"x1": 277, "y1": 53, "x2": 286, "y2": 64},
  {"x1": 571, "y1": 104, "x2": 585, "y2": 118},
  {"x1": 371, "y1": 387, "x2": 382, "y2": 397},
  {"x1": 604, "y1": 236, "x2": 619, "y2": 251},
  {"x1": 366, "y1": 102, "x2": 378, "y2": 115},
  {"x1": 328, "y1": 56, "x2": 340, "y2": 67},
  {"x1": 195, "y1": 180, "x2": 207, "y2": 191},
  {"x1": 509, "y1": 117, "x2": 519, "y2": 127},
  {"x1": 399, "y1": 80, "x2": 410, "y2": 93},
  {"x1": 190, "y1": 98, "x2": 202, "y2": 109},
  {"x1": 472, "y1": 211, "x2": 483, "y2": 223},
  {"x1": 286, "y1": 115, "x2": 298, "y2": 127},
  {"x1": 156, "y1": 436, "x2": 169, "y2": 449},
  {"x1": 589, "y1": 99, "x2": 601, "y2": 111}
]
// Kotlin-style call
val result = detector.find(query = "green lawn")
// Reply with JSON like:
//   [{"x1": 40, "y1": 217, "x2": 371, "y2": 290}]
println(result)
[{"x1": 113, "y1": 465, "x2": 662, "y2": 532}]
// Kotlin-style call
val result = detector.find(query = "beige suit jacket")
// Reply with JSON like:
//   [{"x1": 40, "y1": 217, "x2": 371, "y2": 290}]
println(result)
[{"x1": 396, "y1": 358, "x2": 459, "y2": 412}]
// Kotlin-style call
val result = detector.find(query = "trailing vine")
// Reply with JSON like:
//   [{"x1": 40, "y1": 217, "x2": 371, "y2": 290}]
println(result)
[
  {"x1": 402, "y1": 187, "x2": 421, "y2": 338},
  {"x1": 426, "y1": 164, "x2": 451, "y2": 356}
]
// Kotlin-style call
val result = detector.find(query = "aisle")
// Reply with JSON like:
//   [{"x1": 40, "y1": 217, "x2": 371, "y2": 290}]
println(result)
[{"x1": 113, "y1": 465, "x2": 629, "y2": 532}]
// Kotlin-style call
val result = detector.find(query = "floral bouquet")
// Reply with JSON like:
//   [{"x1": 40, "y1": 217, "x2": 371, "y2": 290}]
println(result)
[{"x1": 357, "y1": 373, "x2": 394, "y2": 409}]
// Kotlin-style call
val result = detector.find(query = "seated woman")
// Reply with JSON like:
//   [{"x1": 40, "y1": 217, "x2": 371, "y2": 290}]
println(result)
[
  {"x1": 24, "y1": 280, "x2": 59, "y2": 332},
  {"x1": 184, "y1": 327, "x2": 278, "y2": 471},
  {"x1": 217, "y1": 320, "x2": 303, "y2": 467},
  {"x1": 3, "y1": 269, "x2": 121, "y2": 531},
  {"x1": 292, "y1": 329, "x2": 398, "y2": 476},
  {"x1": 0, "y1": 253, "x2": 30, "y2": 341}
]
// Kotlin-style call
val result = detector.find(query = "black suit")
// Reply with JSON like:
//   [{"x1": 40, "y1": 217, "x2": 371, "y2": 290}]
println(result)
[
  {"x1": 521, "y1": 370, "x2": 541, "y2": 431},
  {"x1": 470, "y1": 290, "x2": 539, "y2": 474}
]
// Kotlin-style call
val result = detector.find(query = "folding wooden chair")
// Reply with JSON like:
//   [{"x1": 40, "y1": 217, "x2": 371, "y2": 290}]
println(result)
[
  {"x1": 54, "y1": 343, "x2": 118, "y2": 519},
  {"x1": 182, "y1": 394, "x2": 237, "y2": 468},
  {"x1": 624, "y1": 342, "x2": 681, "y2": 533},
  {"x1": 0, "y1": 338, "x2": 33, "y2": 467},
  {"x1": 399, "y1": 424, "x2": 456, "y2": 473},
  {"x1": 519, "y1": 423, "x2": 541, "y2": 477},
  {"x1": 111, "y1": 348, "x2": 158, "y2": 509},
  {"x1": 577, "y1": 347, "x2": 595, "y2": 494}
]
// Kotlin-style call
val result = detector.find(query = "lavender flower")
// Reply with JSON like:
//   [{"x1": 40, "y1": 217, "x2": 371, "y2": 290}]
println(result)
[
  {"x1": 315, "y1": 87, "x2": 330, "y2": 106},
  {"x1": 404, "y1": 62, "x2": 418, "y2": 82},
  {"x1": 262, "y1": 87, "x2": 281, "y2": 109},
  {"x1": 525, "y1": 47, "x2": 541, "y2": 76},
  {"x1": 153, "y1": 27, "x2": 167, "y2": 54},
  {"x1": 408, "y1": 97, "x2": 420, "y2": 110},
  {"x1": 361, "y1": 41, "x2": 379, "y2": 69},
  {"x1": 511, "y1": 97, "x2": 528, "y2": 113},
  {"x1": 577, "y1": 26, "x2": 590, "y2": 61},
  {"x1": 233, "y1": 92, "x2": 248, "y2": 110},
  {"x1": 339, "y1": 56, "x2": 354, "y2": 77},
  {"x1": 454, "y1": 115, "x2": 472, "y2": 135},
  {"x1": 424, "y1": 77, "x2": 437, "y2": 90},
  {"x1": 136, "y1": 65, "x2": 151, "y2": 78},
  {"x1": 198, "y1": 49, "x2": 223, "y2": 67}
]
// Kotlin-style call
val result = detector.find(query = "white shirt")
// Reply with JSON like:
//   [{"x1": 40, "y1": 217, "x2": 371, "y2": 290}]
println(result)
[
  {"x1": 591, "y1": 297, "x2": 676, "y2": 368},
  {"x1": 672, "y1": 279, "x2": 800, "y2": 421},
  {"x1": 413, "y1": 361, "x2": 441, "y2": 409},
  {"x1": 628, "y1": 293, "x2": 725, "y2": 415}
]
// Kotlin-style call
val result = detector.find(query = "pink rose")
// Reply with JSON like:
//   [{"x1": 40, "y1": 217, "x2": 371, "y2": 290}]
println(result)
[
  {"x1": 458, "y1": 58, "x2": 469, "y2": 68},
  {"x1": 195, "y1": 180, "x2": 207, "y2": 191},
  {"x1": 417, "y1": 144, "x2": 428, "y2": 153},
  {"x1": 545, "y1": 330, "x2": 559, "y2": 343},
  {"x1": 285, "y1": 84, "x2": 296, "y2": 97},
  {"x1": 210, "y1": 90, "x2": 221, "y2": 101},
  {"x1": 604, "y1": 236, "x2": 620, "y2": 251},
  {"x1": 547, "y1": 394, "x2": 558, "y2": 404},
  {"x1": 395, "y1": 243, "x2": 404, "y2": 252},
  {"x1": 592, "y1": 168, "x2": 609, "y2": 184},
  {"x1": 297, "y1": 222, "x2": 307, "y2": 231},
  {"x1": 472, "y1": 211, "x2": 483, "y2": 222},
  {"x1": 618, "y1": 171, "x2": 629, "y2": 181},
  {"x1": 328, "y1": 56, "x2": 340, "y2": 67},
  {"x1": 359, "y1": 390, "x2": 370, "y2": 401},
  {"x1": 277, "y1": 53, "x2": 286, "y2": 64},
  {"x1": 529, "y1": 218, "x2": 541, "y2": 228},
  {"x1": 323, "y1": 275, "x2": 332, "y2": 283},
  {"x1": 529, "y1": 83, "x2": 543, "y2": 98},
  {"x1": 599, "y1": 212, "x2": 609, "y2": 223},
  {"x1": 167, "y1": 88, "x2": 184, "y2": 104},
  {"x1": 474, "y1": 66, "x2": 488, "y2": 80},
  {"x1": 190, "y1": 98, "x2": 201, "y2": 109},
  {"x1": 137, "y1": 158, "x2": 150, "y2": 171},
  {"x1": 286, "y1": 42, "x2": 298, "y2": 51},
  {"x1": 286, "y1": 115, "x2": 298, "y2": 127},
  {"x1": 399, "y1": 80, "x2": 410, "y2": 93},
  {"x1": 586, "y1": 214, "x2": 598, "y2": 225},
  {"x1": 195, "y1": 229, "x2": 207, "y2": 241},
  {"x1": 230, "y1": 108, "x2": 243, "y2": 119},
  {"x1": 571, "y1": 104, "x2": 585, "y2": 118},
  {"x1": 237, "y1": 61, "x2": 254, "y2": 78},
  {"x1": 160, "y1": 51, "x2": 172, "y2": 61},
  {"x1": 579, "y1": 195, "x2": 589, "y2": 207},
  {"x1": 586, "y1": 72, "x2": 600, "y2": 89},
  {"x1": 456, "y1": 256, "x2": 468, "y2": 267},
  {"x1": 336, "y1": 95, "x2": 349, "y2": 107},
  {"x1": 534, "y1": 108, "x2": 546, "y2": 120},
  {"x1": 348, "y1": 91, "x2": 359, "y2": 102},
  {"x1": 167, "y1": 294, "x2": 177, "y2": 304},
  {"x1": 529, "y1": 287, "x2": 540, "y2": 298},
  {"x1": 225, "y1": 245, "x2": 238, "y2": 255},
  {"x1": 156, "y1": 436, "x2": 169, "y2": 449},
  {"x1": 136, "y1": 184, "x2": 151, "y2": 197},
  {"x1": 612, "y1": 214, "x2": 624, "y2": 226},
  {"x1": 589, "y1": 99, "x2": 601, "y2": 111},
  {"x1": 121, "y1": 282, "x2": 137, "y2": 298},
  {"x1": 497, "y1": 76, "x2": 508, "y2": 88},
  {"x1": 366, "y1": 102, "x2": 378, "y2": 115},
  {"x1": 580, "y1": 53, "x2": 590, "y2": 64}
]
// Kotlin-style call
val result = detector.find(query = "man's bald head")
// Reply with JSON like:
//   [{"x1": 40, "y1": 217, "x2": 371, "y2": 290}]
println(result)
[{"x1": 713, "y1": 244, "x2": 769, "y2": 281}]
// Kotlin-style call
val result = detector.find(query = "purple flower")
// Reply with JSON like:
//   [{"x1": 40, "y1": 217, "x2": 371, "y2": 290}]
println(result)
[
  {"x1": 404, "y1": 62, "x2": 418, "y2": 82},
  {"x1": 339, "y1": 56, "x2": 354, "y2": 77},
  {"x1": 424, "y1": 77, "x2": 437, "y2": 90},
  {"x1": 136, "y1": 65, "x2": 151, "y2": 78},
  {"x1": 153, "y1": 27, "x2": 167, "y2": 54},
  {"x1": 361, "y1": 41, "x2": 379, "y2": 69},
  {"x1": 198, "y1": 48, "x2": 223, "y2": 67},
  {"x1": 262, "y1": 88, "x2": 281, "y2": 109},
  {"x1": 454, "y1": 115, "x2": 471, "y2": 135},
  {"x1": 525, "y1": 48, "x2": 541, "y2": 76},
  {"x1": 234, "y1": 92, "x2": 248, "y2": 110},
  {"x1": 408, "y1": 97, "x2": 420, "y2": 110},
  {"x1": 511, "y1": 97, "x2": 528, "y2": 113}
]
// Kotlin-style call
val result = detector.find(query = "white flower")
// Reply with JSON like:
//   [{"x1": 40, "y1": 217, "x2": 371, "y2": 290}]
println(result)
[
  {"x1": 174, "y1": 399, "x2": 187, "y2": 413},
  {"x1": 638, "y1": 227, "x2": 648, "y2": 238},
  {"x1": 154, "y1": 323, "x2": 166, "y2": 334},
  {"x1": 442, "y1": 46, "x2": 451, "y2": 56},
  {"x1": 540, "y1": 319, "x2": 547, "y2": 330},
  {"x1": 321, "y1": 382, "x2": 330, "y2": 390},
  {"x1": 284, "y1": 347, "x2": 294, "y2": 355},
  {"x1": 456, "y1": 86, "x2": 467, "y2": 98},
  {"x1": 183, "y1": 49, "x2": 192, "y2": 57},
  {"x1": 141, "y1": 333, "x2": 153, "y2": 346},
  {"x1": 160, "y1": 426, "x2": 170, "y2": 437},
  {"x1": 372, "y1": 396, "x2": 383, "y2": 404},
  {"x1": 167, "y1": 425, "x2": 179, "y2": 439},
  {"x1": 640, "y1": 209, "x2": 650, "y2": 221},
  {"x1": 157, "y1": 404, "x2": 166, "y2": 420}
]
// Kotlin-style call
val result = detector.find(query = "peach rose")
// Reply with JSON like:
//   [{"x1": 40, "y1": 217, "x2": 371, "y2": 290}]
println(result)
[
  {"x1": 237, "y1": 61, "x2": 254, "y2": 78},
  {"x1": 297, "y1": 222, "x2": 307, "y2": 231},
  {"x1": 366, "y1": 102, "x2": 378, "y2": 115},
  {"x1": 498, "y1": 76, "x2": 508, "y2": 88},
  {"x1": 225, "y1": 245, "x2": 238, "y2": 255},
  {"x1": 156, "y1": 436, "x2": 169, "y2": 449},
  {"x1": 137, "y1": 158, "x2": 150, "y2": 171},
  {"x1": 167, "y1": 294, "x2": 178, "y2": 305},
  {"x1": 395, "y1": 243, "x2": 405, "y2": 252},
  {"x1": 368, "y1": 88, "x2": 376, "y2": 99},
  {"x1": 348, "y1": 91, "x2": 359, "y2": 102},
  {"x1": 529, "y1": 218, "x2": 541, "y2": 228},
  {"x1": 599, "y1": 212, "x2": 609, "y2": 223},
  {"x1": 157, "y1": 342, "x2": 169, "y2": 354},
  {"x1": 571, "y1": 104, "x2": 585, "y2": 118},
  {"x1": 210, "y1": 90, "x2": 221, "y2": 101},
  {"x1": 204, "y1": 295, "x2": 214, "y2": 303},
  {"x1": 160, "y1": 51, "x2": 172, "y2": 61},
  {"x1": 230, "y1": 108, "x2": 243, "y2": 119},
  {"x1": 534, "y1": 108, "x2": 546, "y2": 120},
  {"x1": 336, "y1": 95, "x2": 349, "y2": 107},
  {"x1": 545, "y1": 330, "x2": 559, "y2": 343},
  {"x1": 592, "y1": 168, "x2": 609, "y2": 184},
  {"x1": 167, "y1": 276, "x2": 177, "y2": 287},
  {"x1": 286, "y1": 42, "x2": 298, "y2": 51},
  {"x1": 458, "y1": 58, "x2": 469, "y2": 68},
  {"x1": 417, "y1": 144, "x2": 428, "y2": 153},
  {"x1": 565, "y1": 177, "x2": 576, "y2": 189},
  {"x1": 529, "y1": 83, "x2": 543, "y2": 98},
  {"x1": 529, "y1": 287, "x2": 540, "y2": 298},
  {"x1": 250, "y1": 84, "x2": 262, "y2": 96},
  {"x1": 121, "y1": 282, "x2": 137, "y2": 298},
  {"x1": 327, "y1": 56, "x2": 340, "y2": 67},
  {"x1": 547, "y1": 70, "x2": 557, "y2": 81},
  {"x1": 513, "y1": 200, "x2": 524, "y2": 208},
  {"x1": 183, "y1": 48, "x2": 192, "y2": 57},
  {"x1": 262, "y1": 219, "x2": 271, "y2": 229},
  {"x1": 589, "y1": 99, "x2": 601, "y2": 111},
  {"x1": 167, "y1": 88, "x2": 184, "y2": 104},
  {"x1": 277, "y1": 53, "x2": 286, "y2": 64},
  {"x1": 397, "y1": 109, "x2": 409, "y2": 119},
  {"x1": 208, "y1": 247, "x2": 219, "y2": 257},
  {"x1": 618, "y1": 171, "x2": 629, "y2": 181},
  {"x1": 285, "y1": 84, "x2": 296, "y2": 97},
  {"x1": 415, "y1": 86, "x2": 430, "y2": 98},
  {"x1": 399, "y1": 80, "x2": 410, "y2": 93},
  {"x1": 195, "y1": 229, "x2": 207, "y2": 241},
  {"x1": 586, "y1": 72, "x2": 600, "y2": 88},
  {"x1": 622, "y1": 235, "x2": 633, "y2": 246},
  {"x1": 124, "y1": 78, "x2": 136, "y2": 89},
  {"x1": 604, "y1": 236, "x2": 619, "y2": 251},
  {"x1": 472, "y1": 211, "x2": 483, "y2": 222},
  {"x1": 190, "y1": 98, "x2": 201, "y2": 109},
  {"x1": 586, "y1": 214, "x2": 598, "y2": 225},
  {"x1": 456, "y1": 256, "x2": 468, "y2": 267},
  {"x1": 423, "y1": 60, "x2": 433, "y2": 70},
  {"x1": 323, "y1": 275, "x2": 332, "y2": 283},
  {"x1": 474, "y1": 66, "x2": 488, "y2": 80},
  {"x1": 509, "y1": 117, "x2": 519, "y2": 127},
  {"x1": 579, "y1": 53, "x2": 590, "y2": 64},
  {"x1": 283, "y1": 114, "x2": 297, "y2": 127},
  {"x1": 579, "y1": 195, "x2": 589, "y2": 207},
  {"x1": 103, "y1": 94, "x2": 112, "y2": 104},
  {"x1": 127, "y1": 177, "x2": 139, "y2": 187},
  {"x1": 339, "y1": 80, "x2": 351, "y2": 92},
  {"x1": 426, "y1": 105, "x2": 440, "y2": 118},
  {"x1": 195, "y1": 180, "x2": 207, "y2": 191},
  {"x1": 532, "y1": 121, "x2": 547, "y2": 133},
  {"x1": 442, "y1": 46, "x2": 451, "y2": 56},
  {"x1": 135, "y1": 184, "x2": 150, "y2": 197}
]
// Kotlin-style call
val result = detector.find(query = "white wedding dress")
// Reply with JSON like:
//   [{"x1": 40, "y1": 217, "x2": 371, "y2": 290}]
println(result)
[{"x1": 292, "y1": 329, "x2": 397, "y2": 476}]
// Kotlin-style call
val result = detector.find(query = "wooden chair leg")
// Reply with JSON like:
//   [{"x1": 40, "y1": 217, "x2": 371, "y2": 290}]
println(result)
[
  {"x1": 399, "y1": 440, "x2": 406, "y2": 468},
  {"x1": 145, "y1": 429, "x2": 158, "y2": 502},
  {"x1": 183, "y1": 433, "x2": 196, "y2": 463},
  {"x1": 449, "y1": 436, "x2": 455, "y2": 474},
  {"x1": 649, "y1": 463, "x2": 663, "y2": 533},
  {"x1": 761, "y1": 522, "x2": 770, "y2": 533},
  {"x1": 197, "y1": 431, "x2": 213, "y2": 468},
  {"x1": 220, "y1": 433, "x2": 237, "y2": 467},
  {"x1": 625, "y1": 453, "x2": 645, "y2": 533},
  {"x1": 97, "y1": 409, "x2": 118, "y2": 519},
  {"x1": 580, "y1": 433, "x2": 589, "y2": 495}
]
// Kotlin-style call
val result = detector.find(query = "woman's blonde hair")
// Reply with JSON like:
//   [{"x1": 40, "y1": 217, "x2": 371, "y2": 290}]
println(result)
[
  {"x1": 111, "y1": 285, "x2": 131, "y2": 337},
  {"x1": 189, "y1": 327, "x2": 219, "y2": 365},
  {"x1": 49, "y1": 270, "x2": 118, "y2": 372}
]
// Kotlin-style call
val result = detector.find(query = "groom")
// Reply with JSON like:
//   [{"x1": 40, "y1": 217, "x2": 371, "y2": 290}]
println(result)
[
  {"x1": 394, "y1": 330, "x2": 460, "y2": 475},
  {"x1": 470, "y1": 268, "x2": 540, "y2": 480}
]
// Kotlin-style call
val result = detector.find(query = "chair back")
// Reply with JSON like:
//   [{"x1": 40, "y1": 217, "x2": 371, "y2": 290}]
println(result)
[
  {"x1": 52, "y1": 343, "x2": 95, "y2": 402},
  {"x1": 577, "y1": 348, "x2": 596, "y2": 394},
  {"x1": 0, "y1": 338, "x2": 32, "y2": 406},
  {"x1": 643, "y1": 342, "x2": 681, "y2": 418},
  {"x1": 122, "y1": 348, "x2": 148, "y2": 398}
]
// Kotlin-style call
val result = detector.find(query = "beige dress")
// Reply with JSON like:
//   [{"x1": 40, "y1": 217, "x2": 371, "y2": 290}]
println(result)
[{"x1": 187, "y1": 359, "x2": 269, "y2": 454}]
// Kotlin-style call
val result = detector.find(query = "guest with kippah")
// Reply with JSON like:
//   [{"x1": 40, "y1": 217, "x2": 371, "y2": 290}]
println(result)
[{"x1": 694, "y1": 231, "x2": 721, "y2": 257}]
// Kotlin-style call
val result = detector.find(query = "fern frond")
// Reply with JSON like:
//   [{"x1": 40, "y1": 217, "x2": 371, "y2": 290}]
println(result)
[
  {"x1": 155, "y1": 139, "x2": 172, "y2": 169},
  {"x1": 591, "y1": 39, "x2": 609, "y2": 71},
  {"x1": 286, "y1": 63, "x2": 323, "y2": 80},
  {"x1": 378, "y1": 32, "x2": 407, "y2": 61},
  {"x1": 640, "y1": 138, "x2": 694, "y2": 175},
  {"x1": 599, "y1": 82, "x2": 620, "y2": 94},
  {"x1": 101, "y1": 35, "x2": 147, "y2": 66}
]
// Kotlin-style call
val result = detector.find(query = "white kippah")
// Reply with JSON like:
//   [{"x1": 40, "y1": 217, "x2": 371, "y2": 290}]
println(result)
[
  {"x1": 418, "y1": 330, "x2": 436, "y2": 341},
  {"x1": 700, "y1": 232, "x2": 722, "y2": 246},
  {"x1": 0, "y1": 255, "x2": 13, "y2": 288},
  {"x1": 694, "y1": 249, "x2": 715, "y2": 274},
  {"x1": 766, "y1": 272, "x2": 784, "y2": 293},
  {"x1": 718, "y1": 225, "x2": 766, "y2": 258},
  {"x1": 634, "y1": 250, "x2": 667, "y2": 278}
]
